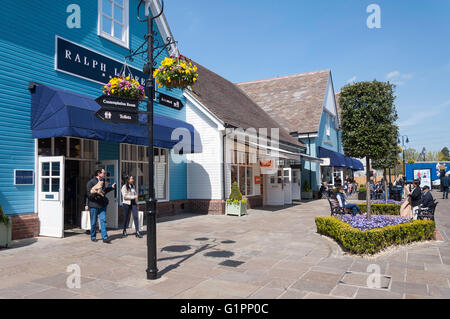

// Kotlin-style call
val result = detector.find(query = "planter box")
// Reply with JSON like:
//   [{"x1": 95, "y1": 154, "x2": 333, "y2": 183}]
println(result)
[
  {"x1": 0, "y1": 222, "x2": 12, "y2": 248},
  {"x1": 226, "y1": 202, "x2": 247, "y2": 217},
  {"x1": 358, "y1": 192, "x2": 367, "y2": 201},
  {"x1": 301, "y1": 192, "x2": 313, "y2": 200}
]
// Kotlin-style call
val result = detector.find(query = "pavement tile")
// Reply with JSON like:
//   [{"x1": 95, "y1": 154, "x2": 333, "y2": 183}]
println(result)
[
  {"x1": 406, "y1": 269, "x2": 450, "y2": 287},
  {"x1": 0, "y1": 282, "x2": 50, "y2": 299},
  {"x1": 355, "y1": 288, "x2": 403, "y2": 299},
  {"x1": 408, "y1": 253, "x2": 442, "y2": 264},
  {"x1": 24, "y1": 287, "x2": 80, "y2": 299},
  {"x1": 248, "y1": 287, "x2": 285, "y2": 299},
  {"x1": 31, "y1": 273, "x2": 96, "y2": 290},
  {"x1": 173, "y1": 279, "x2": 259, "y2": 299},
  {"x1": 303, "y1": 292, "x2": 345, "y2": 299},
  {"x1": 330, "y1": 285, "x2": 358, "y2": 298},
  {"x1": 390, "y1": 281, "x2": 428, "y2": 296},
  {"x1": 291, "y1": 271, "x2": 341, "y2": 295},
  {"x1": 428, "y1": 285, "x2": 450, "y2": 298},
  {"x1": 277, "y1": 289, "x2": 308, "y2": 299},
  {"x1": 424, "y1": 263, "x2": 450, "y2": 274}
]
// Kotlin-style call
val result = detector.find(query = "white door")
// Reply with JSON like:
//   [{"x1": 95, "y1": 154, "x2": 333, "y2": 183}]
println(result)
[
  {"x1": 38, "y1": 157, "x2": 65, "y2": 238},
  {"x1": 291, "y1": 169, "x2": 301, "y2": 201},
  {"x1": 284, "y1": 168, "x2": 292, "y2": 204},
  {"x1": 265, "y1": 170, "x2": 284, "y2": 206},
  {"x1": 98, "y1": 161, "x2": 119, "y2": 229}
]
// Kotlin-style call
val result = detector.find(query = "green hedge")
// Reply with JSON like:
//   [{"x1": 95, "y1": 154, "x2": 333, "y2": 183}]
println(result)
[
  {"x1": 315, "y1": 217, "x2": 435, "y2": 255},
  {"x1": 356, "y1": 203, "x2": 401, "y2": 216}
]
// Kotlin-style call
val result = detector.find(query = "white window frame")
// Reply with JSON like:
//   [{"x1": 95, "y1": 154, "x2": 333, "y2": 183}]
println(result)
[
  {"x1": 230, "y1": 150, "x2": 256, "y2": 197},
  {"x1": 37, "y1": 137, "x2": 98, "y2": 161},
  {"x1": 98, "y1": 0, "x2": 130, "y2": 49},
  {"x1": 120, "y1": 144, "x2": 169, "y2": 203}
]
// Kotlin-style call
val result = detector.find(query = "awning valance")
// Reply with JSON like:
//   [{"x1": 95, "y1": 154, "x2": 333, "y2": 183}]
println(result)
[
  {"x1": 30, "y1": 84, "x2": 202, "y2": 153},
  {"x1": 318, "y1": 147, "x2": 364, "y2": 171}
]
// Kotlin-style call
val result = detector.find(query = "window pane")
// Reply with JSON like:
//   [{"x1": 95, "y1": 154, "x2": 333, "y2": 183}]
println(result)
[
  {"x1": 38, "y1": 138, "x2": 52, "y2": 156},
  {"x1": 51, "y1": 178, "x2": 60, "y2": 192},
  {"x1": 42, "y1": 178, "x2": 50, "y2": 192},
  {"x1": 52, "y1": 162, "x2": 60, "y2": 177},
  {"x1": 138, "y1": 163, "x2": 149, "y2": 201},
  {"x1": 114, "y1": 5, "x2": 123, "y2": 23},
  {"x1": 54, "y1": 137, "x2": 67, "y2": 156},
  {"x1": 154, "y1": 148, "x2": 159, "y2": 162},
  {"x1": 246, "y1": 168, "x2": 253, "y2": 195},
  {"x1": 102, "y1": 16, "x2": 112, "y2": 34},
  {"x1": 42, "y1": 163, "x2": 50, "y2": 177},
  {"x1": 84, "y1": 140, "x2": 95, "y2": 160},
  {"x1": 160, "y1": 149, "x2": 167, "y2": 163},
  {"x1": 69, "y1": 138, "x2": 81, "y2": 159},
  {"x1": 239, "y1": 166, "x2": 246, "y2": 195},
  {"x1": 155, "y1": 163, "x2": 166, "y2": 200},
  {"x1": 102, "y1": 0, "x2": 112, "y2": 17},
  {"x1": 121, "y1": 144, "x2": 129, "y2": 161},
  {"x1": 231, "y1": 165, "x2": 237, "y2": 185},
  {"x1": 121, "y1": 162, "x2": 136, "y2": 183},
  {"x1": 130, "y1": 145, "x2": 137, "y2": 161},
  {"x1": 115, "y1": 0, "x2": 124, "y2": 6},
  {"x1": 114, "y1": 22, "x2": 123, "y2": 40}
]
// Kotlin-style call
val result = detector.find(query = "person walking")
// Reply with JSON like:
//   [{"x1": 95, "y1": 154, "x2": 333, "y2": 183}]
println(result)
[
  {"x1": 409, "y1": 179, "x2": 422, "y2": 220},
  {"x1": 400, "y1": 183, "x2": 413, "y2": 219},
  {"x1": 121, "y1": 176, "x2": 143, "y2": 238},
  {"x1": 85, "y1": 169, "x2": 116, "y2": 244},
  {"x1": 442, "y1": 173, "x2": 449, "y2": 200}
]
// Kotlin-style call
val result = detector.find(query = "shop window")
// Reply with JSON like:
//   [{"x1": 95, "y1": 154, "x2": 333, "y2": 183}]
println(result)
[
  {"x1": 69, "y1": 138, "x2": 82, "y2": 159},
  {"x1": 98, "y1": 0, "x2": 129, "y2": 48},
  {"x1": 121, "y1": 144, "x2": 168, "y2": 201},
  {"x1": 38, "y1": 138, "x2": 52, "y2": 156},
  {"x1": 84, "y1": 140, "x2": 96, "y2": 160},
  {"x1": 54, "y1": 137, "x2": 67, "y2": 157},
  {"x1": 230, "y1": 150, "x2": 256, "y2": 197}
]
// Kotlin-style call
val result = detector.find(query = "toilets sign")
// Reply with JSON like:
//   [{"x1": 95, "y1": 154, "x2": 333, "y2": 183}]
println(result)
[{"x1": 55, "y1": 36, "x2": 147, "y2": 86}]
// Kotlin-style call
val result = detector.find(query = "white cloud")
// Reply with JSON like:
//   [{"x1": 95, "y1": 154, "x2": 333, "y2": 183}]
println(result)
[
  {"x1": 346, "y1": 76, "x2": 356, "y2": 84},
  {"x1": 398, "y1": 100, "x2": 450, "y2": 127},
  {"x1": 385, "y1": 71, "x2": 413, "y2": 85},
  {"x1": 386, "y1": 71, "x2": 400, "y2": 79}
]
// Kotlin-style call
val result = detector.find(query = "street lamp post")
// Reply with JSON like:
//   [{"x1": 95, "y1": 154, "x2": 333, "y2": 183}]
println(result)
[
  {"x1": 128, "y1": 0, "x2": 175, "y2": 281},
  {"x1": 398, "y1": 135, "x2": 410, "y2": 177}
]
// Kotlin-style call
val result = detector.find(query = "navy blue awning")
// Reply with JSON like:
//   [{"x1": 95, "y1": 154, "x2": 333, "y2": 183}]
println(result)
[
  {"x1": 318, "y1": 147, "x2": 346, "y2": 167},
  {"x1": 30, "y1": 84, "x2": 202, "y2": 153},
  {"x1": 352, "y1": 158, "x2": 364, "y2": 171}
]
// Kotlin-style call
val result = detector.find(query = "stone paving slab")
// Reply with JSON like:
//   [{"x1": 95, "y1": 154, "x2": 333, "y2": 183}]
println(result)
[{"x1": 1, "y1": 191, "x2": 450, "y2": 299}]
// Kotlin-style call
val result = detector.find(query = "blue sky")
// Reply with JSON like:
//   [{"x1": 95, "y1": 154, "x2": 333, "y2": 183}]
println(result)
[{"x1": 164, "y1": 0, "x2": 450, "y2": 153}]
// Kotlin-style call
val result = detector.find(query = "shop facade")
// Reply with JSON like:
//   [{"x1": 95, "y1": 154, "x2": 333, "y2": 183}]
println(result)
[
  {"x1": 238, "y1": 70, "x2": 363, "y2": 194},
  {"x1": 0, "y1": 0, "x2": 201, "y2": 239}
]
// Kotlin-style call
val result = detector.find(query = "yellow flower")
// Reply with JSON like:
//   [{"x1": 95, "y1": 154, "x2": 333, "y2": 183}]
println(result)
[
  {"x1": 126, "y1": 76, "x2": 130, "y2": 80},
  {"x1": 111, "y1": 89, "x2": 115, "y2": 93},
  {"x1": 193, "y1": 78, "x2": 197, "y2": 82}
]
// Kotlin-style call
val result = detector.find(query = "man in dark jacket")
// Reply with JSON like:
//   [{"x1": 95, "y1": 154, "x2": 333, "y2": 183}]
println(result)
[
  {"x1": 441, "y1": 173, "x2": 449, "y2": 200},
  {"x1": 421, "y1": 186, "x2": 434, "y2": 209},
  {"x1": 85, "y1": 169, "x2": 116, "y2": 243},
  {"x1": 409, "y1": 179, "x2": 422, "y2": 220}
]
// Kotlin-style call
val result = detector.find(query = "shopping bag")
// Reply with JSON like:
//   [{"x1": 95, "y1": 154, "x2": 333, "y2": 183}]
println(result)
[
  {"x1": 130, "y1": 211, "x2": 144, "y2": 232},
  {"x1": 81, "y1": 211, "x2": 91, "y2": 230}
]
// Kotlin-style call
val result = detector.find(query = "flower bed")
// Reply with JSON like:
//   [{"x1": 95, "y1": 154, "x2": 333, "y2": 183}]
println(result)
[
  {"x1": 337, "y1": 215, "x2": 411, "y2": 231},
  {"x1": 315, "y1": 216, "x2": 435, "y2": 255},
  {"x1": 356, "y1": 203, "x2": 401, "y2": 216}
]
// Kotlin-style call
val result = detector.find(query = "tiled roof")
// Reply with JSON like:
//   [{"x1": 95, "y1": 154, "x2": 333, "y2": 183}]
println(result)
[
  {"x1": 187, "y1": 62, "x2": 305, "y2": 148},
  {"x1": 237, "y1": 70, "x2": 330, "y2": 135}
]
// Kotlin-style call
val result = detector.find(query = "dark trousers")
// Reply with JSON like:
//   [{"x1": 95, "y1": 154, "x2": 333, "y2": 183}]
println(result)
[
  {"x1": 123, "y1": 203, "x2": 139, "y2": 232},
  {"x1": 443, "y1": 187, "x2": 449, "y2": 199}
]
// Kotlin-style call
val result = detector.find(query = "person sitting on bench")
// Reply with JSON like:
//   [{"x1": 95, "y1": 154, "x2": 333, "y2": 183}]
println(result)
[
  {"x1": 336, "y1": 187, "x2": 362, "y2": 217},
  {"x1": 420, "y1": 186, "x2": 434, "y2": 210}
]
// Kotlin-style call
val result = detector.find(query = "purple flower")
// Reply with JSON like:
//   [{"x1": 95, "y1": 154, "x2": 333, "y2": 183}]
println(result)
[{"x1": 337, "y1": 215, "x2": 412, "y2": 231}]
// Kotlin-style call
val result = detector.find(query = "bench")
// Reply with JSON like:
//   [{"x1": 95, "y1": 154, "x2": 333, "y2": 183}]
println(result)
[{"x1": 418, "y1": 201, "x2": 438, "y2": 222}]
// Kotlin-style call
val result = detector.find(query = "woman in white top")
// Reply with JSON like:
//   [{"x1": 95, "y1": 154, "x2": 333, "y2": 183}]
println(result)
[{"x1": 121, "y1": 176, "x2": 143, "y2": 238}]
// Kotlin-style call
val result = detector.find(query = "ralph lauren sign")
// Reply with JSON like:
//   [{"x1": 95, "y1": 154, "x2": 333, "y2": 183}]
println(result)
[{"x1": 55, "y1": 36, "x2": 147, "y2": 86}]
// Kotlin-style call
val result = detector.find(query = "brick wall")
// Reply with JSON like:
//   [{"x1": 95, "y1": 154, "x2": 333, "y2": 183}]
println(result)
[{"x1": 10, "y1": 213, "x2": 39, "y2": 240}]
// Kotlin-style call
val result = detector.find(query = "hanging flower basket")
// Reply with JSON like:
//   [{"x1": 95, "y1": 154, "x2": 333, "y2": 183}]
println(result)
[
  {"x1": 102, "y1": 76, "x2": 146, "y2": 102},
  {"x1": 154, "y1": 54, "x2": 199, "y2": 90}
]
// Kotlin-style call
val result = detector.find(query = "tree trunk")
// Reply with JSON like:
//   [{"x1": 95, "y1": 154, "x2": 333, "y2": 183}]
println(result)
[
  {"x1": 366, "y1": 157, "x2": 372, "y2": 219},
  {"x1": 384, "y1": 168, "x2": 388, "y2": 202}
]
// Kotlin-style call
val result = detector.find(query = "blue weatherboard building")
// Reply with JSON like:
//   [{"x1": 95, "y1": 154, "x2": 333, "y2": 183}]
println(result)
[
  {"x1": 0, "y1": 0, "x2": 199, "y2": 239},
  {"x1": 238, "y1": 70, "x2": 363, "y2": 194}
]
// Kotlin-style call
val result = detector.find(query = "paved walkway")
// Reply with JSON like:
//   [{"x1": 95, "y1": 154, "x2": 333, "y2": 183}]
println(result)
[{"x1": 0, "y1": 191, "x2": 449, "y2": 299}]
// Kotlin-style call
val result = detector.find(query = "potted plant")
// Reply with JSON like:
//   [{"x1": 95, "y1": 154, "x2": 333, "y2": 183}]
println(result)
[
  {"x1": 0, "y1": 205, "x2": 12, "y2": 248},
  {"x1": 102, "y1": 76, "x2": 146, "y2": 102},
  {"x1": 301, "y1": 180, "x2": 313, "y2": 200},
  {"x1": 153, "y1": 54, "x2": 199, "y2": 90},
  {"x1": 358, "y1": 185, "x2": 367, "y2": 200},
  {"x1": 226, "y1": 182, "x2": 248, "y2": 217}
]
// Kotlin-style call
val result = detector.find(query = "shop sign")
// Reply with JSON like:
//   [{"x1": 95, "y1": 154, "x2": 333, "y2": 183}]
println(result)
[
  {"x1": 254, "y1": 176, "x2": 261, "y2": 185},
  {"x1": 55, "y1": 36, "x2": 147, "y2": 86},
  {"x1": 320, "y1": 158, "x2": 331, "y2": 166},
  {"x1": 158, "y1": 92, "x2": 184, "y2": 110},
  {"x1": 95, "y1": 96, "x2": 140, "y2": 112},
  {"x1": 95, "y1": 108, "x2": 139, "y2": 125},
  {"x1": 414, "y1": 169, "x2": 432, "y2": 189}
]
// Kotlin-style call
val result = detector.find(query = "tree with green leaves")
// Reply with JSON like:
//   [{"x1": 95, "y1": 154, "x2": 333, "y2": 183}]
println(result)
[
  {"x1": 339, "y1": 80, "x2": 398, "y2": 218},
  {"x1": 373, "y1": 139, "x2": 400, "y2": 202}
]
